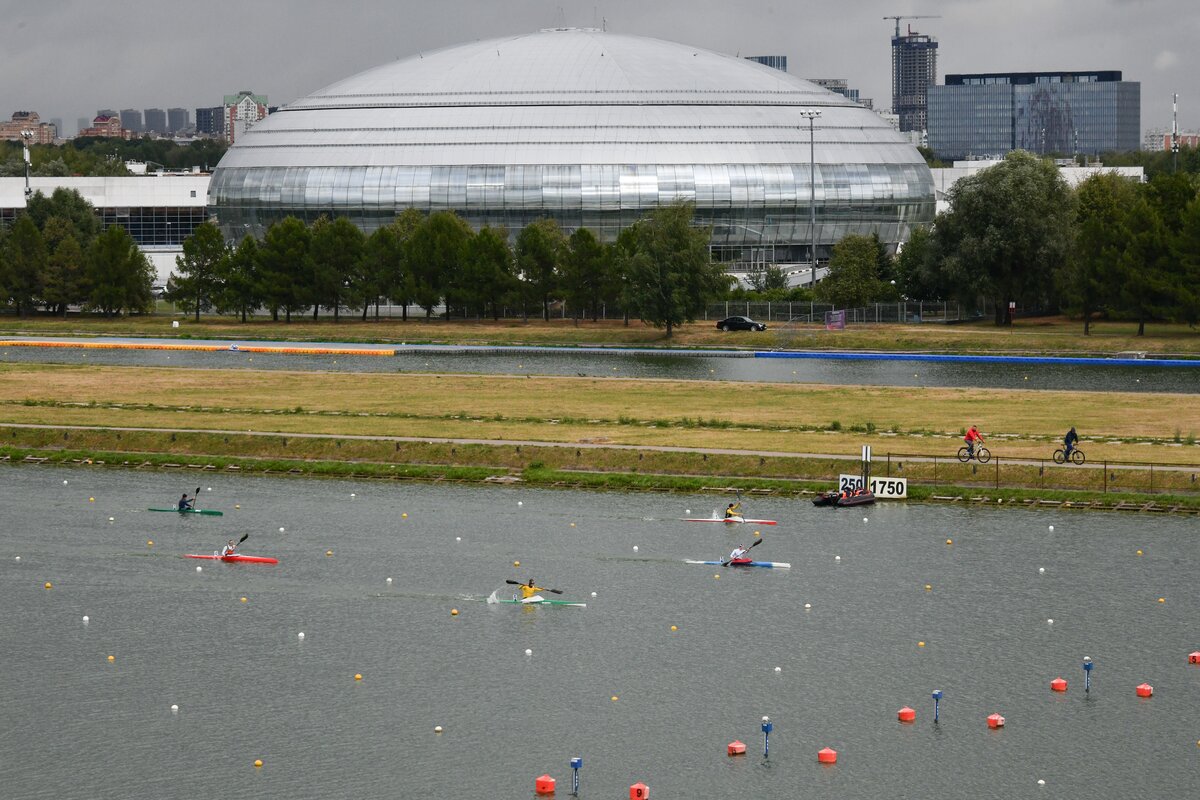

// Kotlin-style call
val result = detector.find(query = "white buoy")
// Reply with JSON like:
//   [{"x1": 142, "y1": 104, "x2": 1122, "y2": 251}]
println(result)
[
  {"x1": 108, "y1": 517, "x2": 114, "y2": 522},
  {"x1": 685, "y1": 509, "x2": 691, "y2": 514},
  {"x1": 82, "y1": 616, "x2": 89, "y2": 623},
  {"x1": 350, "y1": 493, "x2": 356, "y2": 497},
  {"x1": 298, "y1": 632, "x2": 305, "y2": 640},
  {"x1": 1038, "y1": 780, "x2": 1045, "y2": 787},
  {"x1": 1049, "y1": 525, "x2": 1055, "y2": 531},
  {"x1": 13, "y1": 556, "x2": 20, "y2": 562},
  {"x1": 206, "y1": 487, "x2": 212, "y2": 492},
  {"x1": 1047, "y1": 618, "x2": 1054, "y2": 624},
  {"x1": 171, "y1": 704, "x2": 179, "y2": 713},
  {"x1": 195, "y1": 566, "x2": 202, "y2": 572},
  {"x1": 804, "y1": 603, "x2": 812, "y2": 609},
  {"x1": 774, "y1": 666, "x2": 782, "y2": 673},
  {"x1": 633, "y1": 545, "x2": 639, "y2": 552},
  {"x1": 525, "y1": 648, "x2": 533, "y2": 656},
  {"x1": 835, "y1": 555, "x2": 841, "y2": 561},
  {"x1": 386, "y1": 577, "x2": 393, "y2": 584},
  {"x1": 518, "y1": 501, "x2": 523, "y2": 506},
  {"x1": 455, "y1": 537, "x2": 461, "y2": 542},
  {"x1": 1039, "y1": 567, "x2": 1045, "y2": 574},
  {"x1": 591, "y1": 592, "x2": 597, "y2": 598},
  {"x1": 434, "y1": 725, "x2": 443, "y2": 733},
  {"x1": 863, "y1": 517, "x2": 868, "y2": 523},
  {"x1": 279, "y1": 527, "x2": 285, "y2": 532},
  {"x1": 63, "y1": 480, "x2": 68, "y2": 484}
]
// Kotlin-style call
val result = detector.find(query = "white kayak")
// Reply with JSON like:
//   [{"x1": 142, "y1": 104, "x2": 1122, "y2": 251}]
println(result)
[
  {"x1": 683, "y1": 516, "x2": 778, "y2": 525},
  {"x1": 685, "y1": 559, "x2": 791, "y2": 569},
  {"x1": 486, "y1": 591, "x2": 586, "y2": 608}
]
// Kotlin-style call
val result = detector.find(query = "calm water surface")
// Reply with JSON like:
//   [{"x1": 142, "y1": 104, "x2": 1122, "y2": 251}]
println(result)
[
  {"x1": 2, "y1": 465, "x2": 1197, "y2": 799},
  {"x1": 3, "y1": 344, "x2": 1198, "y2": 393}
]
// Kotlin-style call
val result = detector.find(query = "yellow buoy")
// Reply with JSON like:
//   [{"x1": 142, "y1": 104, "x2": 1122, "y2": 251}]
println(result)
[
  {"x1": 918, "y1": 641, "x2": 926, "y2": 648},
  {"x1": 513, "y1": 561, "x2": 520, "y2": 567},
  {"x1": 570, "y1": 522, "x2": 576, "y2": 527},
  {"x1": 44, "y1": 582, "x2": 52, "y2": 589},
  {"x1": 107, "y1": 655, "x2": 115, "y2": 662},
  {"x1": 754, "y1": 530, "x2": 761, "y2": 537},
  {"x1": 235, "y1": 504, "x2": 241, "y2": 509},
  {"x1": 325, "y1": 550, "x2": 333, "y2": 557},
  {"x1": 714, "y1": 574, "x2": 720, "y2": 580},
  {"x1": 925, "y1": 584, "x2": 932, "y2": 591},
  {"x1": 670, "y1": 625, "x2": 678, "y2": 632},
  {"x1": 89, "y1": 497, "x2": 94, "y2": 502},
  {"x1": 240, "y1": 597, "x2": 248, "y2": 603},
  {"x1": 401, "y1": 513, "x2": 408, "y2": 518},
  {"x1": 611, "y1": 695, "x2": 618, "y2": 701},
  {"x1": 1136, "y1": 550, "x2": 1143, "y2": 556},
  {"x1": 451, "y1": 609, "x2": 459, "y2": 616},
  {"x1": 254, "y1": 759, "x2": 263, "y2": 768},
  {"x1": 946, "y1": 539, "x2": 953, "y2": 545},
  {"x1": 147, "y1": 540, "x2": 154, "y2": 547},
  {"x1": 354, "y1": 673, "x2": 362, "y2": 681},
  {"x1": 1158, "y1": 597, "x2": 1165, "y2": 603}
]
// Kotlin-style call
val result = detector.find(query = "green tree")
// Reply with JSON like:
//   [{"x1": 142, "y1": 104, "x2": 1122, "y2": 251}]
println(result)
[
  {"x1": 815, "y1": 234, "x2": 891, "y2": 308},
  {"x1": 86, "y1": 225, "x2": 153, "y2": 317},
  {"x1": 1173, "y1": 197, "x2": 1200, "y2": 327},
  {"x1": 4, "y1": 216, "x2": 46, "y2": 317},
  {"x1": 619, "y1": 202, "x2": 729, "y2": 338},
  {"x1": 168, "y1": 221, "x2": 227, "y2": 321},
  {"x1": 745, "y1": 264, "x2": 790, "y2": 293},
  {"x1": 515, "y1": 219, "x2": 567, "y2": 321},
  {"x1": 256, "y1": 217, "x2": 311, "y2": 322},
  {"x1": 893, "y1": 225, "x2": 945, "y2": 301},
  {"x1": 1113, "y1": 195, "x2": 1174, "y2": 335},
  {"x1": 407, "y1": 211, "x2": 472, "y2": 318},
  {"x1": 309, "y1": 216, "x2": 366, "y2": 321},
  {"x1": 214, "y1": 235, "x2": 262, "y2": 322},
  {"x1": 1061, "y1": 173, "x2": 1137, "y2": 334},
  {"x1": 561, "y1": 227, "x2": 607, "y2": 323},
  {"x1": 25, "y1": 188, "x2": 102, "y2": 252},
  {"x1": 461, "y1": 225, "x2": 514, "y2": 319},
  {"x1": 41, "y1": 216, "x2": 89, "y2": 315},
  {"x1": 934, "y1": 151, "x2": 1074, "y2": 324}
]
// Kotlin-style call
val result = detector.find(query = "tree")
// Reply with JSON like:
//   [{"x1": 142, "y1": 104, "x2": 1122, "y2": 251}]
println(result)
[
  {"x1": 1113, "y1": 195, "x2": 1174, "y2": 336},
  {"x1": 4, "y1": 216, "x2": 46, "y2": 317},
  {"x1": 86, "y1": 225, "x2": 153, "y2": 317},
  {"x1": 560, "y1": 227, "x2": 607, "y2": 323},
  {"x1": 41, "y1": 216, "x2": 89, "y2": 315},
  {"x1": 1173, "y1": 197, "x2": 1200, "y2": 327},
  {"x1": 256, "y1": 217, "x2": 311, "y2": 322},
  {"x1": 26, "y1": 188, "x2": 101, "y2": 251},
  {"x1": 461, "y1": 225, "x2": 514, "y2": 319},
  {"x1": 619, "y1": 202, "x2": 729, "y2": 338},
  {"x1": 934, "y1": 151, "x2": 1074, "y2": 324},
  {"x1": 407, "y1": 211, "x2": 472, "y2": 318},
  {"x1": 169, "y1": 221, "x2": 227, "y2": 321},
  {"x1": 515, "y1": 219, "x2": 566, "y2": 321},
  {"x1": 1061, "y1": 173, "x2": 1137, "y2": 334},
  {"x1": 893, "y1": 226, "x2": 946, "y2": 301},
  {"x1": 214, "y1": 235, "x2": 261, "y2": 322},
  {"x1": 309, "y1": 216, "x2": 366, "y2": 321},
  {"x1": 815, "y1": 234, "x2": 891, "y2": 308},
  {"x1": 745, "y1": 264, "x2": 790, "y2": 293}
]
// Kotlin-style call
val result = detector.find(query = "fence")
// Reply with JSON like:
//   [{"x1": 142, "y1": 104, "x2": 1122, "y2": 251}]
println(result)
[{"x1": 880, "y1": 452, "x2": 1200, "y2": 496}]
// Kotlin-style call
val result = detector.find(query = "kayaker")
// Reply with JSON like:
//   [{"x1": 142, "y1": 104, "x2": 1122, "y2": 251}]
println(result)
[
  {"x1": 724, "y1": 501, "x2": 742, "y2": 519},
  {"x1": 178, "y1": 493, "x2": 194, "y2": 511},
  {"x1": 220, "y1": 538, "x2": 238, "y2": 557},
  {"x1": 728, "y1": 544, "x2": 750, "y2": 562},
  {"x1": 519, "y1": 578, "x2": 546, "y2": 599}
]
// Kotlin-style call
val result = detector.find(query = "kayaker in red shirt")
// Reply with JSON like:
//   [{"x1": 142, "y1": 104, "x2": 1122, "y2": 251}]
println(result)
[{"x1": 220, "y1": 539, "x2": 238, "y2": 557}]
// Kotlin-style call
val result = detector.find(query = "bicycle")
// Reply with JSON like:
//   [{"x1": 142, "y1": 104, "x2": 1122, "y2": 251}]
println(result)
[
  {"x1": 1053, "y1": 447, "x2": 1086, "y2": 465},
  {"x1": 957, "y1": 445, "x2": 991, "y2": 463}
]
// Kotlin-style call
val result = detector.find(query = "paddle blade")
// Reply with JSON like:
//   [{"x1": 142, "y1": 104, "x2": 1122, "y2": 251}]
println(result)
[
  {"x1": 505, "y1": 579, "x2": 522, "y2": 586},
  {"x1": 547, "y1": 588, "x2": 563, "y2": 594},
  {"x1": 238, "y1": 533, "x2": 249, "y2": 544}
]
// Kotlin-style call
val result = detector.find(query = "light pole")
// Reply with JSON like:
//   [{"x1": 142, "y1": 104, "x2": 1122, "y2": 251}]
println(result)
[
  {"x1": 798, "y1": 109, "x2": 822, "y2": 288},
  {"x1": 21, "y1": 130, "x2": 34, "y2": 199}
]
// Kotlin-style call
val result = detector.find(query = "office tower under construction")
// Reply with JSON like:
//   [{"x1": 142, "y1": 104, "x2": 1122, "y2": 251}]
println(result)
[{"x1": 892, "y1": 26, "x2": 938, "y2": 133}]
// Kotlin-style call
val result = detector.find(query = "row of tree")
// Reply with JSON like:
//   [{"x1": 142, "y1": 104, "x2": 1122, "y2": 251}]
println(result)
[
  {"x1": 169, "y1": 203, "x2": 728, "y2": 336},
  {"x1": 0, "y1": 138, "x2": 228, "y2": 179},
  {"x1": 0, "y1": 189, "x2": 154, "y2": 316}
]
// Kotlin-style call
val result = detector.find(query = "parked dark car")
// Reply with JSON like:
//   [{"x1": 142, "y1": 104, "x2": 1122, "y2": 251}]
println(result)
[{"x1": 716, "y1": 316, "x2": 767, "y2": 332}]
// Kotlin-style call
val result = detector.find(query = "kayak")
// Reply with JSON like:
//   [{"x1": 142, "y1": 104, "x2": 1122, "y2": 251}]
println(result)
[
  {"x1": 487, "y1": 592, "x2": 586, "y2": 608},
  {"x1": 683, "y1": 516, "x2": 777, "y2": 526},
  {"x1": 183, "y1": 553, "x2": 279, "y2": 564},
  {"x1": 685, "y1": 559, "x2": 791, "y2": 569},
  {"x1": 149, "y1": 507, "x2": 224, "y2": 516}
]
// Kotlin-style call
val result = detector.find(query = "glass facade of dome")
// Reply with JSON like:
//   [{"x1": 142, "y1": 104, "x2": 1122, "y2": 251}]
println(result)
[{"x1": 209, "y1": 29, "x2": 935, "y2": 265}]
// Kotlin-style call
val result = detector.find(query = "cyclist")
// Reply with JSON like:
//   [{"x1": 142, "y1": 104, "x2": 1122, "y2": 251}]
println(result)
[
  {"x1": 1063, "y1": 427, "x2": 1078, "y2": 458},
  {"x1": 964, "y1": 425, "x2": 984, "y2": 458}
]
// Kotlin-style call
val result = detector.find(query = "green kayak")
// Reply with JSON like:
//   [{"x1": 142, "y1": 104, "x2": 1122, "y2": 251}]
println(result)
[{"x1": 148, "y1": 507, "x2": 224, "y2": 516}]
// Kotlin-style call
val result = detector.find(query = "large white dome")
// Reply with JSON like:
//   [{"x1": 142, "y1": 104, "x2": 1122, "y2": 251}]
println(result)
[{"x1": 210, "y1": 28, "x2": 934, "y2": 262}]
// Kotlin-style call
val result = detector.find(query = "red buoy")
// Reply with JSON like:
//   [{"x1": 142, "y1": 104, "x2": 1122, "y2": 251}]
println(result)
[
  {"x1": 817, "y1": 747, "x2": 838, "y2": 764},
  {"x1": 897, "y1": 706, "x2": 916, "y2": 723},
  {"x1": 1050, "y1": 677, "x2": 1067, "y2": 692},
  {"x1": 1188, "y1": 651, "x2": 1200, "y2": 665},
  {"x1": 1136, "y1": 682, "x2": 1153, "y2": 698},
  {"x1": 629, "y1": 781, "x2": 649, "y2": 799},
  {"x1": 727, "y1": 740, "x2": 746, "y2": 756},
  {"x1": 535, "y1": 774, "x2": 556, "y2": 795},
  {"x1": 987, "y1": 713, "x2": 1005, "y2": 729}
]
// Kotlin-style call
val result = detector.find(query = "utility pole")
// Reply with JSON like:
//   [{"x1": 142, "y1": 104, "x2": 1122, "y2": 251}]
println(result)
[{"x1": 1172, "y1": 93, "x2": 1179, "y2": 174}]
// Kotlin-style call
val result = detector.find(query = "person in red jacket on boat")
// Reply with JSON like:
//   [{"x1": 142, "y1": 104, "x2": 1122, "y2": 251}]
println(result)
[
  {"x1": 964, "y1": 425, "x2": 984, "y2": 458},
  {"x1": 220, "y1": 539, "x2": 238, "y2": 557}
]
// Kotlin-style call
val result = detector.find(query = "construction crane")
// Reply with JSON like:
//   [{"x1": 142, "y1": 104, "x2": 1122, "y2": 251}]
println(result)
[{"x1": 883, "y1": 14, "x2": 941, "y2": 38}]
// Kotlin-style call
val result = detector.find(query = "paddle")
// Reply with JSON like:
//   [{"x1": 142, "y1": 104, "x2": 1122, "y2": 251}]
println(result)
[
  {"x1": 505, "y1": 579, "x2": 564, "y2": 595},
  {"x1": 722, "y1": 538, "x2": 762, "y2": 567},
  {"x1": 184, "y1": 486, "x2": 200, "y2": 510}
]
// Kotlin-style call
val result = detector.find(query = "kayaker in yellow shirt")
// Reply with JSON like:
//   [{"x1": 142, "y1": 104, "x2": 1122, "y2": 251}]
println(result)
[
  {"x1": 519, "y1": 578, "x2": 546, "y2": 599},
  {"x1": 724, "y1": 501, "x2": 742, "y2": 519}
]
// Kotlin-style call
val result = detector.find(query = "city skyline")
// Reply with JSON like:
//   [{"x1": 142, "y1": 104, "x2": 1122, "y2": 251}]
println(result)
[{"x1": 2, "y1": 0, "x2": 1194, "y2": 136}]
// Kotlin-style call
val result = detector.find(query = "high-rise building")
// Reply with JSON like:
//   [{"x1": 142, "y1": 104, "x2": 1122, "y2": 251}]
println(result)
[
  {"x1": 224, "y1": 91, "x2": 268, "y2": 143},
  {"x1": 49, "y1": 118, "x2": 63, "y2": 139},
  {"x1": 76, "y1": 117, "x2": 90, "y2": 136},
  {"x1": 891, "y1": 26, "x2": 938, "y2": 133},
  {"x1": 745, "y1": 55, "x2": 787, "y2": 73},
  {"x1": 808, "y1": 78, "x2": 864, "y2": 106},
  {"x1": 144, "y1": 108, "x2": 167, "y2": 134},
  {"x1": 98, "y1": 108, "x2": 117, "y2": 119},
  {"x1": 928, "y1": 71, "x2": 1141, "y2": 160},
  {"x1": 195, "y1": 106, "x2": 225, "y2": 136},
  {"x1": 120, "y1": 108, "x2": 144, "y2": 133},
  {"x1": 167, "y1": 107, "x2": 189, "y2": 134}
]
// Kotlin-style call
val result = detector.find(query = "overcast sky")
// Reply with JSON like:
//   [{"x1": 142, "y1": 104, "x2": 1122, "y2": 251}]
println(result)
[{"x1": 2, "y1": 0, "x2": 1195, "y2": 135}]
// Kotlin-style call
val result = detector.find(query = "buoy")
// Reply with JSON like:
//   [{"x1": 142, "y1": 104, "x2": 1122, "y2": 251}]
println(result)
[
  {"x1": 835, "y1": 555, "x2": 841, "y2": 561},
  {"x1": 240, "y1": 597, "x2": 248, "y2": 603},
  {"x1": 591, "y1": 592, "x2": 597, "y2": 598},
  {"x1": 525, "y1": 649, "x2": 533, "y2": 656},
  {"x1": 925, "y1": 584, "x2": 932, "y2": 591},
  {"x1": 350, "y1": 493, "x2": 356, "y2": 497},
  {"x1": 629, "y1": 781, "x2": 649, "y2": 799},
  {"x1": 727, "y1": 740, "x2": 746, "y2": 756},
  {"x1": 1047, "y1": 619, "x2": 1054, "y2": 625},
  {"x1": 386, "y1": 577, "x2": 392, "y2": 584},
  {"x1": 196, "y1": 566, "x2": 202, "y2": 572},
  {"x1": 147, "y1": 540, "x2": 153, "y2": 547},
  {"x1": 1049, "y1": 525, "x2": 1054, "y2": 531},
  {"x1": 82, "y1": 616, "x2": 89, "y2": 623},
  {"x1": 235, "y1": 504, "x2": 240, "y2": 509},
  {"x1": 1158, "y1": 597, "x2": 1165, "y2": 603},
  {"x1": 325, "y1": 550, "x2": 333, "y2": 557},
  {"x1": 898, "y1": 706, "x2": 916, "y2": 722},
  {"x1": 535, "y1": 774, "x2": 556, "y2": 794},
  {"x1": 987, "y1": 713, "x2": 1005, "y2": 729},
  {"x1": 633, "y1": 545, "x2": 638, "y2": 552},
  {"x1": 63, "y1": 480, "x2": 68, "y2": 484},
  {"x1": 107, "y1": 655, "x2": 115, "y2": 662},
  {"x1": 171, "y1": 704, "x2": 179, "y2": 713},
  {"x1": 254, "y1": 759, "x2": 263, "y2": 768},
  {"x1": 804, "y1": 603, "x2": 811, "y2": 609},
  {"x1": 817, "y1": 747, "x2": 838, "y2": 764},
  {"x1": 455, "y1": 537, "x2": 461, "y2": 541},
  {"x1": 89, "y1": 497, "x2": 94, "y2": 502},
  {"x1": 714, "y1": 574, "x2": 720, "y2": 579},
  {"x1": 1039, "y1": 567, "x2": 1045, "y2": 574},
  {"x1": 298, "y1": 632, "x2": 305, "y2": 639},
  {"x1": 1136, "y1": 682, "x2": 1153, "y2": 698},
  {"x1": 918, "y1": 641, "x2": 925, "y2": 647},
  {"x1": 354, "y1": 673, "x2": 362, "y2": 681},
  {"x1": 863, "y1": 517, "x2": 868, "y2": 523},
  {"x1": 108, "y1": 517, "x2": 114, "y2": 522},
  {"x1": 1188, "y1": 651, "x2": 1200, "y2": 665},
  {"x1": 1050, "y1": 678, "x2": 1067, "y2": 692},
  {"x1": 1136, "y1": 549, "x2": 1142, "y2": 555},
  {"x1": 434, "y1": 725, "x2": 443, "y2": 733},
  {"x1": 518, "y1": 501, "x2": 523, "y2": 506},
  {"x1": 774, "y1": 666, "x2": 782, "y2": 672},
  {"x1": 43, "y1": 582, "x2": 52, "y2": 589},
  {"x1": 451, "y1": 609, "x2": 458, "y2": 616},
  {"x1": 670, "y1": 625, "x2": 677, "y2": 631},
  {"x1": 514, "y1": 561, "x2": 520, "y2": 567},
  {"x1": 946, "y1": 539, "x2": 953, "y2": 545},
  {"x1": 13, "y1": 556, "x2": 19, "y2": 562},
  {"x1": 1038, "y1": 779, "x2": 1045, "y2": 787},
  {"x1": 279, "y1": 527, "x2": 285, "y2": 532},
  {"x1": 570, "y1": 523, "x2": 576, "y2": 527},
  {"x1": 611, "y1": 695, "x2": 618, "y2": 702}
]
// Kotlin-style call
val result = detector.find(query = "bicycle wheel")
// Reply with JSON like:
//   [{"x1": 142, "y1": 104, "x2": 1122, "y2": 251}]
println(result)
[
  {"x1": 957, "y1": 447, "x2": 971, "y2": 463},
  {"x1": 1053, "y1": 449, "x2": 1066, "y2": 464},
  {"x1": 1071, "y1": 449, "x2": 1086, "y2": 465},
  {"x1": 976, "y1": 447, "x2": 991, "y2": 463}
]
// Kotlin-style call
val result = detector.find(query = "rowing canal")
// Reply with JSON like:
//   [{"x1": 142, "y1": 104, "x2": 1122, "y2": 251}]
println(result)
[
  {"x1": 3, "y1": 340, "x2": 1200, "y2": 393},
  {"x1": 3, "y1": 465, "x2": 1196, "y2": 799}
]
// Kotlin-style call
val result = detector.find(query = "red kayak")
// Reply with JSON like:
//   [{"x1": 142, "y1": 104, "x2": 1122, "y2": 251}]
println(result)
[{"x1": 184, "y1": 553, "x2": 279, "y2": 565}]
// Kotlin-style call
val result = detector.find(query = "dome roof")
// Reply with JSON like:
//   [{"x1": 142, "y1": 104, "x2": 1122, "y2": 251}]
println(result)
[{"x1": 217, "y1": 28, "x2": 921, "y2": 169}]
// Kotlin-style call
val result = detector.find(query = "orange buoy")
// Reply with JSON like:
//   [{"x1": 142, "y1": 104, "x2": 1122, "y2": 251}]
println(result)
[
  {"x1": 727, "y1": 740, "x2": 746, "y2": 756},
  {"x1": 629, "y1": 781, "x2": 649, "y2": 799},
  {"x1": 897, "y1": 706, "x2": 916, "y2": 722},
  {"x1": 535, "y1": 774, "x2": 556, "y2": 795},
  {"x1": 817, "y1": 747, "x2": 838, "y2": 764},
  {"x1": 1188, "y1": 651, "x2": 1200, "y2": 665},
  {"x1": 987, "y1": 713, "x2": 1005, "y2": 729},
  {"x1": 1050, "y1": 677, "x2": 1068, "y2": 692},
  {"x1": 1136, "y1": 682, "x2": 1153, "y2": 698}
]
